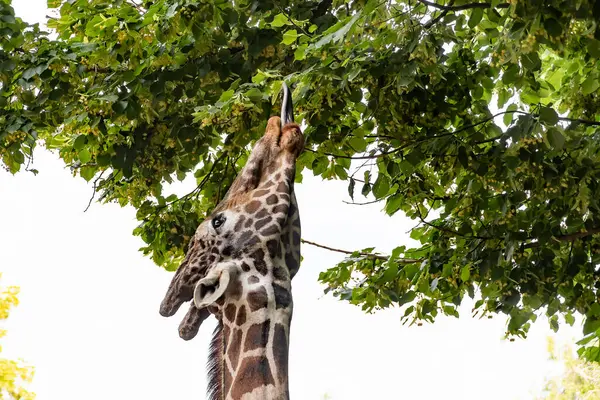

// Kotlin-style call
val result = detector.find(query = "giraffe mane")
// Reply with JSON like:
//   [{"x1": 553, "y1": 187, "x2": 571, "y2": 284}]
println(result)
[{"x1": 206, "y1": 322, "x2": 224, "y2": 400}]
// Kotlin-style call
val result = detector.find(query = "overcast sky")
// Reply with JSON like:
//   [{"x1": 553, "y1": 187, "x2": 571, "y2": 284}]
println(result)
[{"x1": 0, "y1": 1, "x2": 583, "y2": 399}]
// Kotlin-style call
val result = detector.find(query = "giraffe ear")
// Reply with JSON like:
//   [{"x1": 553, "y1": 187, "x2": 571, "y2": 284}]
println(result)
[{"x1": 193, "y1": 262, "x2": 238, "y2": 309}]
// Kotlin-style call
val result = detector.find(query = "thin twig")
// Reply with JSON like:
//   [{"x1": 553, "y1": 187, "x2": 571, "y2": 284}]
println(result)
[
  {"x1": 418, "y1": 0, "x2": 510, "y2": 11},
  {"x1": 424, "y1": 0, "x2": 454, "y2": 28},
  {"x1": 308, "y1": 110, "x2": 600, "y2": 160},
  {"x1": 275, "y1": 4, "x2": 312, "y2": 37},
  {"x1": 524, "y1": 227, "x2": 600, "y2": 248},
  {"x1": 84, "y1": 170, "x2": 106, "y2": 212},
  {"x1": 342, "y1": 198, "x2": 383, "y2": 205},
  {"x1": 301, "y1": 238, "x2": 422, "y2": 264}
]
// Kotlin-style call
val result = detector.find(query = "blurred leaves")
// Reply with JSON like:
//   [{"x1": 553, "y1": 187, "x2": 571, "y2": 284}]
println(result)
[{"x1": 0, "y1": 273, "x2": 35, "y2": 400}]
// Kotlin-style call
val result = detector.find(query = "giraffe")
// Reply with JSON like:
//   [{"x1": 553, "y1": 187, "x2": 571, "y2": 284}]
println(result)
[{"x1": 159, "y1": 83, "x2": 303, "y2": 400}]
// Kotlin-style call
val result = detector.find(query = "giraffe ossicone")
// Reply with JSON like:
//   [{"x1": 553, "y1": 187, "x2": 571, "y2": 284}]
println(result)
[{"x1": 159, "y1": 83, "x2": 303, "y2": 400}]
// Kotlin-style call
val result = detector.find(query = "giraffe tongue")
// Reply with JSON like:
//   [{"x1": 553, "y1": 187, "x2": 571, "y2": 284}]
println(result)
[{"x1": 280, "y1": 81, "x2": 294, "y2": 126}]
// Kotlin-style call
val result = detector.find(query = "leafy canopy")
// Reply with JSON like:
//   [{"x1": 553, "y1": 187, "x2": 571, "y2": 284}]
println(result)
[
  {"x1": 0, "y1": 275, "x2": 35, "y2": 400},
  {"x1": 2, "y1": 0, "x2": 600, "y2": 359}
]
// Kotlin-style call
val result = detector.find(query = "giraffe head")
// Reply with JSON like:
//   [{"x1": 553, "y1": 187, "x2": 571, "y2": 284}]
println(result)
[{"x1": 159, "y1": 113, "x2": 303, "y2": 340}]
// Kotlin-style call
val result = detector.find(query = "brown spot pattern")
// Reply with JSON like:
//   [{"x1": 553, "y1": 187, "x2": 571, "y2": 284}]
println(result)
[
  {"x1": 273, "y1": 283, "x2": 292, "y2": 309},
  {"x1": 292, "y1": 231, "x2": 301, "y2": 246},
  {"x1": 252, "y1": 189, "x2": 270, "y2": 198},
  {"x1": 230, "y1": 356, "x2": 275, "y2": 399},
  {"x1": 266, "y1": 239, "x2": 281, "y2": 259},
  {"x1": 250, "y1": 248, "x2": 268, "y2": 276},
  {"x1": 229, "y1": 278, "x2": 243, "y2": 301},
  {"x1": 247, "y1": 286, "x2": 268, "y2": 311},
  {"x1": 273, "y1": 265, "x2": 288, "y2": 281},
  {"x1": 244, "y1": 320, "x2": 270, "y2": 352},
  {"x1": 272, "y1": 323, "x2": 289, "y2": 385},
  {"x1": 248, "y1": 275, "x2": 260, "y2": 284},
  {"x1": 233, "y1": 215, "x2": 246, "y2": 232},
  {"x1": 245, "y1": 200, "x2": 261, "y2": 214},
  {"x1": 285, "y1": 253, "x2": 299, "y2": 278},
  {"x1": 272, "y1": 204, "x2": 287, "y2": 214},
  {"x1": 224, "y1": 304, "x2": 237, "y2": 322},
  {"x1": 254, "y1": 217, "x2": 272, "y2": 231},
  {"x1": 266, "y1": 194, "x2": 278, "y2": 205},
  {"x1": 276, "y1": 182, "x2": 287, "y2": 193},
  {"x1": 261, "y1": 224, "x2": 279, "y2": 237}
]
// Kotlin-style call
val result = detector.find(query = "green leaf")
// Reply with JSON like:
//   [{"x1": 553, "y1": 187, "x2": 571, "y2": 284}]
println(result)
[
  {"x1": 271, "y1": 13, "x2": 288, "y2": 27},
  {"x1": 521, "y1": 52, "x2": 541, "y2": 71},
  {"x1": 348, "y1": 136, "x2": 367, "y2": 152},
  {"x1": 348, "y1": 177, "x2": 355, "y2": 200},
  {"x1": 282, "y1": 30, "x2": 299, "y2": 45},
  {"x1": 294, "y1": 44, "x2": 307, "y2": 61},
  {"x1": 112, "y1": 100, "x2": 128, "y2": 114},
  {"x1": 582, "y1": 76, "x2": 599, "y2": 95},
  {"x1": 245, "y1": 88, "x2": 264, "y2": 102},
  {"x1": 587, "y1": 39, "x2": 600, "y2": 58},
  {"x1": 543, "y1": 18, "x2": 563, "y2": 36},
  {"x1": 22, "y1": 68, "x2": 37, "y2": 80},
  {"x1": 385, "y1": 194, "x2": 403, "y2": 216},
  {"x1": 460, "y1": 265, "x2": 471, "y2": 281},
  {"x1": 0, "y1": 60, "x2": 16, "y2": 71},
  {"x1": 0, "y1": 15, "x2": 15, "y2": 23},
  {"x1": 504, "y1": 104, "x2": 517, "y2": 126},
  {"x1": 361, "y1": 182, "x2": 371, "y2": 197},
  {"x1": 80, "y1": 166, "x2": 96, "y2": 182},
  {"x1": 539, "y1": 106, "x2": 559, "y2": 125},
  {"x1": 380, "y1": 262, "x2": 399, "y2": 283},
  {"x1": 372, "y1": 174, "x2": 390, "y2": 199},
  {"x1": 218, "y1": 90, "x2": 234, "y2": 103},
  {"x1": 314, "y1": 11, "x2": 362, "y2": 49},
  {"x1": 78, "y1": 149, "x2": 92, "y2": 164},
  {"x1": 458, "y1": 146, "x2": 469, "y2": 168},
  {"x1": 73, "y1": 135, "x2": 87, "y2": 150},
  {"x1": 468, "y1": 8, "x2": 483, "y2": 29},
  {"x1": 547, "y1": 127, "x2": 565, "y2": 150}
]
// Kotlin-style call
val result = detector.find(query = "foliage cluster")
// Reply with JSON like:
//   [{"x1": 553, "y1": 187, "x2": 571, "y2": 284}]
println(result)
[{"x1": 2, "y1": 0, "x2": 600, "y2": 358}]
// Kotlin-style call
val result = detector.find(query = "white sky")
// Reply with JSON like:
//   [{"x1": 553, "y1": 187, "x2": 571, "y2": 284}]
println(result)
[{"x1": 0, "y1": 1, "x2": 583, "y2": 399}]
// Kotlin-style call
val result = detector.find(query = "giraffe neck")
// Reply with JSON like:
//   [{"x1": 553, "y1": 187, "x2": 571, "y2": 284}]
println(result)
[
  {"x1": 210, "y1": 255, "x2": 293, "y2": 400},
  {"x1": 208, "y1": 124, "x2": 301, "y2": 400}
]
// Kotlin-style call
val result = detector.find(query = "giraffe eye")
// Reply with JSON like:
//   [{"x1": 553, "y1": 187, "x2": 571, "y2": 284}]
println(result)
[{"x1": 211, "y1": 214, "x2": 226, "y2": 230}]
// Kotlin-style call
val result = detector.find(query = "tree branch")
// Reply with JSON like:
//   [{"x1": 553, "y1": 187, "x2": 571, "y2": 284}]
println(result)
[
  {"x1": 309, "y1": 110, "x2": 600, "y2": 160},
  {"x1": 424, "y1": 0, "x2": 454, "y2": 28},
  {"x1": 84, "y1": 170, "x2": 106, "y2": 212},
  {"x1": 418, "y1": 0, "x2": 510, "y2": 11},
  {"x1": 525, "y1": 227, "x2": 600, "y2": 248},
  {"x1": 301, "y1": 238, "x2": 421, "y2": 264},
  {"x1": 342, "y1": 199, "x2": 383, "y2": 205}
]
